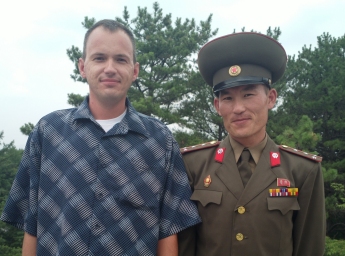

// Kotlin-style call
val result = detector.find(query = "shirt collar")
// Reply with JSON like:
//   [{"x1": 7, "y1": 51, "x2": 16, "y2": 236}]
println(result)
[
  {"x1": 230, "y1": 133, "x2": 268, "y2": 164},
  {"x1": 73, "y1": 96, "x2": 150, "y2": 138}
]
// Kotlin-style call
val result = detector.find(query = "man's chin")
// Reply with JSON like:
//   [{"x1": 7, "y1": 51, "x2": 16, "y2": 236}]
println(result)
[{"x1": 228, "y1": 129, "x2": 250, "y2": 139}]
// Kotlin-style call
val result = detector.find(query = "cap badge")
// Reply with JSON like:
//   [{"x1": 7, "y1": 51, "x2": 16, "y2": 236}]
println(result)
[
  {"x1": 229, "y1": 65, "x2": 241, "y2": 76},
  {"x1": 204, "y1": 175, "x2": 212, "y2": 187}
]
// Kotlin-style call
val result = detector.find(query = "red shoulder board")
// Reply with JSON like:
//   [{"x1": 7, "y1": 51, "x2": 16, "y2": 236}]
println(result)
[
  {"x1": 279, "y1": 145, "x2": 322, "y2": 162},
  {"x1": 180, "y1": 141, "x2": 221, "y2": 154}
]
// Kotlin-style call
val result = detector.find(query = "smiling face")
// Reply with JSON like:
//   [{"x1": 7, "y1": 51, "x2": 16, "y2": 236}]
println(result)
[
  {"x1": 214, "y1": 84, "x2": 277, "y2": 147},
  {"x1": 78, "y1": 27, "x2": 139, "y2": 113}
]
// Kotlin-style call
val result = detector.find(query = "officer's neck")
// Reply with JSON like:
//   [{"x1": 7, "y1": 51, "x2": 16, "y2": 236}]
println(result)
[{"x1": 230, "y1": 130, "x2": 266, "y2": 148}]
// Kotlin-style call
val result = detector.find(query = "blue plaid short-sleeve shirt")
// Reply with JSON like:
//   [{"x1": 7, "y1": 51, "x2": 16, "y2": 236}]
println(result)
[{"x1": 1, "y1": 97, "x2": 200, "y2": 255}]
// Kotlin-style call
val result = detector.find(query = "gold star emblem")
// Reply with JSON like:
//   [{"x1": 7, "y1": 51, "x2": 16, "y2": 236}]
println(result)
[{"x1": 229, "y1": 65, "x2": 241, "y2": 76}]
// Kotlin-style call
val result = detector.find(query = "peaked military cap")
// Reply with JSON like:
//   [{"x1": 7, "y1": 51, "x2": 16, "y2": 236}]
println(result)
[{"x1": 198, "y1": 32, "x2": 287, "y2": 95}]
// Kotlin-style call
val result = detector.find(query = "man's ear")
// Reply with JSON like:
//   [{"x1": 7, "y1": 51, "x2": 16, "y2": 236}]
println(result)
[
  {"x1": 267, "y1": 88, "x2": 277, "y2": 109},
  {"x1": 78, "y1": 58, "x2": 86, "y2": 78},
  {"x1": 214, "y1": 97, "x2": 221, "y2": 116},
  {"x1": 132, "y1": 62, "x2": 140, "y2": 81}
]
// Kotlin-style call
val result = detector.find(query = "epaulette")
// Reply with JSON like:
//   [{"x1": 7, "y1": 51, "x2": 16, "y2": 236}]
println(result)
[
  {"x1": 279, "y1": 145, "x2": 322, "y2": 162},
  {"x1": 180, "y1": 141, "x2": 221, "y2": 154}
]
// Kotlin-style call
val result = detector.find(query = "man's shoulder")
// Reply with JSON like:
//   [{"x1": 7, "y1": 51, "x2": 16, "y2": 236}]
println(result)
[
  {"x1": 33, "y1": 108, "x2": 79, "y2": 134},
  {"x1": 135, "y1": 112, "x2": 172, "y2": 133},
  {"x1": 180, "y1": 141, "x2": 221, "y2": 155},
  {"x1": 126, "y1": 100, "x2": 172, "y2": 138},
  {"x1": 40, "y1": 107, "x2": 77, "y2": 122},
  {"x1": 25, "y1": 107, "x2": 78, "y2": 145},
  {"x1": 278, "y1": 144, "x2": 322, "y2": 163},
  {"x1": 136, "y1": 112, "x2": 164, "y2": 124}
]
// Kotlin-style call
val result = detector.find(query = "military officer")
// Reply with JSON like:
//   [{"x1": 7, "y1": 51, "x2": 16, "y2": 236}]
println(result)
[{"x1": 178, "y1": 32, "x2": 326, "y2": 256}]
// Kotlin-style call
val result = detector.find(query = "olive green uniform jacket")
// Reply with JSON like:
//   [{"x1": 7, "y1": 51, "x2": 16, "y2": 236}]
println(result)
[{"x1": 178, "y1": 136, "x2": 326, "y2": 256}]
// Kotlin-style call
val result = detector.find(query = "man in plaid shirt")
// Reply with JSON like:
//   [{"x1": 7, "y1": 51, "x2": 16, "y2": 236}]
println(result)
[{"x1": 1, "y1": 19, "x2": 200, "y2": 256}]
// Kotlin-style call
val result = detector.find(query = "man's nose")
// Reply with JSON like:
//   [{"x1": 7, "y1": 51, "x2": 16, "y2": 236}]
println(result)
[
  {"x1": 104, "y1": 60, "x2": 117, "y2": 74},
  {"x1": 232, "y1": 99, "x2": 246, "y2": 114}
]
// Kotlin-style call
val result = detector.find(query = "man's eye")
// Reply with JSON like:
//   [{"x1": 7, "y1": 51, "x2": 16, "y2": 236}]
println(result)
[
  {"x1": 117, "y1": 58, "x2": 127, "y2": 63},
  {"x1": 94, "y1": 57, "x2": 104, "y2": 61}
]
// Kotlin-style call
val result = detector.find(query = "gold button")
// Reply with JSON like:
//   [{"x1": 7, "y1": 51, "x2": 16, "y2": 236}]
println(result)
[
  {"x1": 236, "y1": 233, "x2": 244, "y2": 241},
  {"x1": 238, "y1": 206, "x2": 246, "y2": 214}
]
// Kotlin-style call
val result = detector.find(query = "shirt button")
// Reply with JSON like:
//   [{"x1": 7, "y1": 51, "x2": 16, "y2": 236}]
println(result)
[
  {"x1": 95, "y1": 223, "x2": 101, "y2": 229},
  {"x1": 236, "y1": 233, "x2": 244, "y2": 241},
  {"x1": 238, "y1": 206, "x2": 246, "y2": 214}
]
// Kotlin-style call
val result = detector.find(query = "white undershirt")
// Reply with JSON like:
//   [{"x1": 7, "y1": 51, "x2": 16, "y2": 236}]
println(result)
[{"x1": 96, "y1": 108, "x2": 127, "y2": 132}]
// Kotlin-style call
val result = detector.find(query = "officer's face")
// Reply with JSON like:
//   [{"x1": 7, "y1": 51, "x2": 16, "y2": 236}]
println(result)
[{"x1": 214, "y1": 84, "x2": 277, "y2": 147}]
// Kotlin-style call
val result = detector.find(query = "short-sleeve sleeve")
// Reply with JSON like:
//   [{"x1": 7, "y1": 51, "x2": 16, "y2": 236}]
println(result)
[
  {"x1": 0, "y1": 126, "x2": 42, "y2": 236},
  {"x1": 158, "y1": 139, "x2": 201, "y2": 239}
]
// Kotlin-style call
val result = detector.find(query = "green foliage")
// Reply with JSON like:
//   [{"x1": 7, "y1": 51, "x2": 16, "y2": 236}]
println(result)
[
  {"x1": 66, "y1": 45, "x2": 85, "y2": 83},
  {"x1": 67, "y1": 93, "x2": 86, "y2": 107},
  {"x1": 326, "y1": 182, "x2": 345, "y2": 238},
  {"x1": 0, "y1": 141, "x2": 23, "y2": 204},
  {"x1": 271, "y1": 32, "x2": 345, "y2": 163},
  {"x1": 0, "y1": 245, "x2": 21, "y2": 256},
  {"x1": 19, "y1": 122, "x2": 34, "y2": 136},
  {"x1": 275, "y1": 115, "x2": 321, "y2": 152},
  {"x1": 123, "y1": 1, "x2": 217, "y2": 122},
  {"x1": 269, "y1": 32, "x2": 345, "y2": 239},
  {"x1": 179, "y1": 72, "x2": 225, "y2": 141},
  {"x1": 325, "y1": 236, "x2": 345, "y2": 256},
  {"x1": 323, "y1": 167, "x2": 339, "y2": 183},
  {"x1": 331, "y1": 183, "x2": 345, "y2": 210},
  {"x1": 236, "y1": 26, "x2": 282, "y2": 41},
  {"x1": 266, "y1": 27, "x2": 282, "y2": 41},
  {"x1": 66, "y1": 16, "x2": 95, "y2": 83},
  {"x1": 0, "y1": 132, "x2": 24, "y2": 251},
  {"x1": 173, "y1": 130, "x2": 207, "y2": 148}
]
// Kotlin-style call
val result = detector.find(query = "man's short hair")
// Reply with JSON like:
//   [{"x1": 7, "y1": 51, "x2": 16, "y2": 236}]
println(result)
[{"x1": 82, "y1": 19, "x2": 137, "y2": 63}]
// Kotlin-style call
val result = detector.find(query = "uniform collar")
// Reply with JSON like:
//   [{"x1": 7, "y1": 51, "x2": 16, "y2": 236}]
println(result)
[{"x1": 229, "y1": 133, "x2": 268, "y2": 164}]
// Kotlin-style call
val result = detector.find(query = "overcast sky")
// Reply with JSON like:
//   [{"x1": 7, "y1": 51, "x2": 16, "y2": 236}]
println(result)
[{"x1": 1, "y1": 0, "x2": 344, "y2": 149}]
